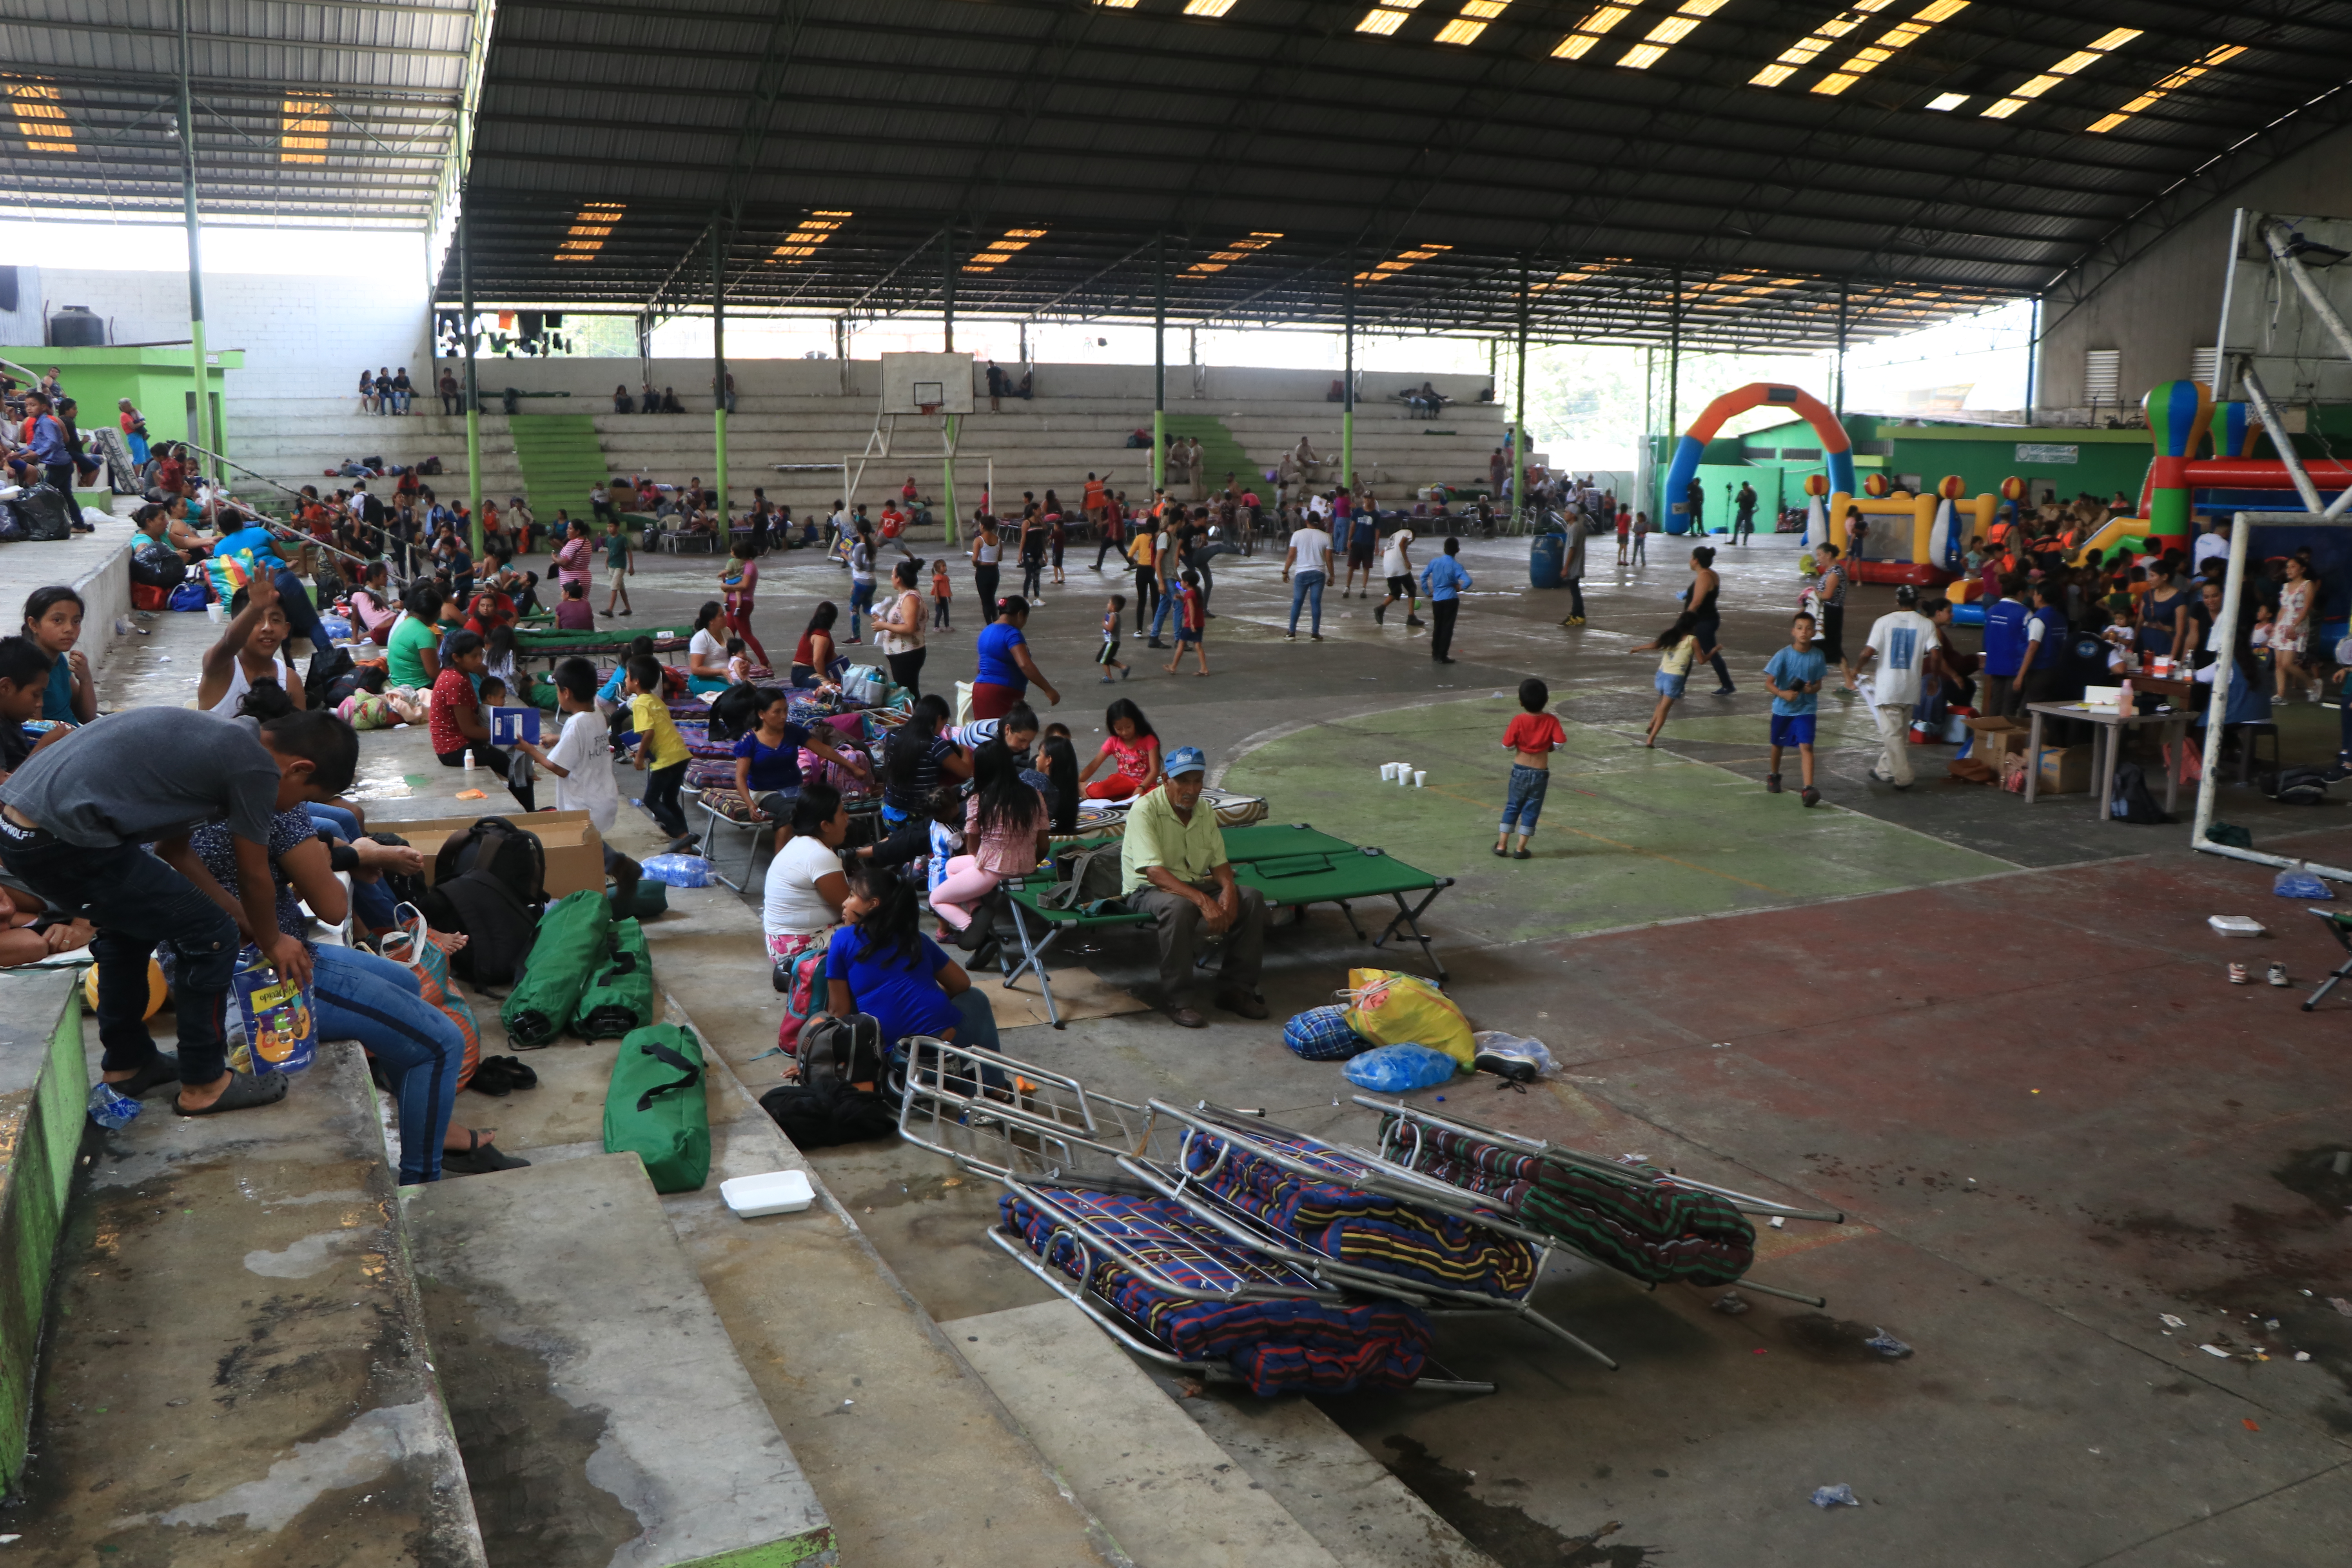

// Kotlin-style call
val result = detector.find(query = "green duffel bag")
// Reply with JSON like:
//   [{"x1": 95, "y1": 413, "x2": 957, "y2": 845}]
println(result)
[
  {"x1": 604, "y1": 1023, "x2": 709, "y2": 1192},
  {"x1": 499, "y1": 889, "x2": 613, "y2": 1048},
  {"x1": 573, "y1": 918, "x2": 654, "y2": 1040}
]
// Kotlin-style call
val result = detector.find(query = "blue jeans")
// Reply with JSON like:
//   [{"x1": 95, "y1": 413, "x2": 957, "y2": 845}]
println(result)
[
  {"x1": 948, "y1": 985, "x2": 1000, "y2": 1054},
  {"x1": 1500, "y1": 764, "x2": 1551, "y2": 836},
  {"x1": 848, "y1": 580, "x2": 874, "y2": 639},
  {"x1": 0, "y1": 831, "x2": 238, "y2": 1083},
  {"x1": 305, "y1": 805, "x2": 397, "y2": 932},
  {"x1": 1150, "y1": 580, "x2": 1177, "y2": 640},
  {"x1": 312, "y1": 944, "x2": 462, "y2": 1184},
  {"x1": 1288, "y1": 571, "x2": 1326, "y2": 635}
]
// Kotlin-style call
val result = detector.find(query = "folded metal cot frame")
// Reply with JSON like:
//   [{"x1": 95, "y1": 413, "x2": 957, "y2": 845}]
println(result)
[
  {"x1": 1357, "y1": 1095, "x2": 1842, "y2": 1308},
  {"x1": 898, "y1": 1044, "x2": 1617, "y2": 1369}
]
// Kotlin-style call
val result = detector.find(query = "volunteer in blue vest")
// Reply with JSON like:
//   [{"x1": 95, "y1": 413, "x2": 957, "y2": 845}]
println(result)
[
  {"x1": 2018, "y1": 581, "x2": 2069, "y2": 712},
  {"x1": 969, "y1": 595, "x2": 1059, "y2": 721},
  {"x1": 1118, "y1": 746, "x2": 1268, "y2": 1029},
  {"x1": 1980, "y1": 574, "x2": 2030, "y2": 718}
]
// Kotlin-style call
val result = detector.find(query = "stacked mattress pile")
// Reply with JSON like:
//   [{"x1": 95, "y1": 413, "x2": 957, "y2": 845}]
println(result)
[
  {"x1": 1382, "y1": 1118, "x2": 1755, "y2": 1286},
  {"x1": 1000, "y1": 1189, "x2": 1434, "y2": 1396},
  {"x1": 1180, "y1": 1130, "x2": 1539, "y2": 1300}
]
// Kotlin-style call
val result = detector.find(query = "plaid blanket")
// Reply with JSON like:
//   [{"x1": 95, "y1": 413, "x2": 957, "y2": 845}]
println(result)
[
  {"x1": 672, "y1": 722, "x2": 737, "y2": 761},
  {"x1": 1181, "y1": 1131, "x2": 1536, "y2": 1299},
  {"x1": 1381, "y1": 1119, "x2": 1755, "y2": 1286},
  {"x1": 1003, "y1": 1189, "x2": 1432, "y2": 1396}
]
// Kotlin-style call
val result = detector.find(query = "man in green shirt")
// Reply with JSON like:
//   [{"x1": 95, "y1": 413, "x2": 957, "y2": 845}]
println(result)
[{"x1": 1119, "y1": 746, "x2": 1267, "y2": 1027}]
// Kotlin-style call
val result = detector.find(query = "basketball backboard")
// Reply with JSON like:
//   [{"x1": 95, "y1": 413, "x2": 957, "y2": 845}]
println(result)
[{"x1": 880, "y1": 352, "x2": 976, "y2": 416}]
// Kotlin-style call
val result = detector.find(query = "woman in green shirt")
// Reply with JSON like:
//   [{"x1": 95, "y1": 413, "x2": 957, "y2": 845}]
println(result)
[{"x1": 386, "y1": 582, "x2": 444, "y2": 690}]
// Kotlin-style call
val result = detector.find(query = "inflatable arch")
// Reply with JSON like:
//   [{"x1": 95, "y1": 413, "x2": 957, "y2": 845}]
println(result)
[{"x1": 1661, "y1": 383, "x2": 1856, "y2": 535}]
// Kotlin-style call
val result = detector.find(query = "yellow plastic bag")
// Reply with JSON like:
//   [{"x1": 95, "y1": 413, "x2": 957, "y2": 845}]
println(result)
[{"x1": 1341, "y1": 968, "x2": 1474, "y2": 1067}]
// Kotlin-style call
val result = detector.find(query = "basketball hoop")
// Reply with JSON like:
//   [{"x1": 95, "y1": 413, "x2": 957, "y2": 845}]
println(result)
[{"x1": 918, "y1": 402, "x2": 941, "y2": 417}]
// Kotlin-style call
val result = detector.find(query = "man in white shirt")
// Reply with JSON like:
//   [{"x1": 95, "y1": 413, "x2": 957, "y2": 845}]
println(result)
[
  {"x1": 1854, "y1": 585, "x2": 1938, "y2": 789},
  {"x1": 2192, "y1": 517, "x2": 2229, "y2": 575},
  {"x1": 1283, "y1": 516, "x2": 1335, "y2": 641}
]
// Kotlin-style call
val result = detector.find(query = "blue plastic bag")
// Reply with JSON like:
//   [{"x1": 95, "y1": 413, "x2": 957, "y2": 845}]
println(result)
[
  {"x1": 1341, "y1": 1044, "x2": 1459, "y2": 1093},
  {"x1": 640, "y1": 853, "x2": 715, "y2": 888},
  {"x1": 2273, "y1": 862, "x2": 2333, "y2": 900}
]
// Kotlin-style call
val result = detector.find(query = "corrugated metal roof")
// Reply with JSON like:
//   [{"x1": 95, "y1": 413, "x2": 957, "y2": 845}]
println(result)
[
  {"x1": 0, "y1": 0, "x2": 485, "y2": 226},
  {"x1": 8, "y1": 0, "x2": 2348, "y2": 342}
]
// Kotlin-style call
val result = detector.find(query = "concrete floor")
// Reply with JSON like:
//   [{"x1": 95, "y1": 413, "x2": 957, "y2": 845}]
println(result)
[{"x1": 45, "y1": 525, "x2": 2352, "y2": 1566}]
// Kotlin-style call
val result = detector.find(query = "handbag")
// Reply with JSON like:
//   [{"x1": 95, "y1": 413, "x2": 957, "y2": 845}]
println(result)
[
  {"x1": 378, "y1": 904, "x2": 481, "y2": 1092},
  {"x1": 603, "y1": 1023, "x2": 710, "y2": 1192}
]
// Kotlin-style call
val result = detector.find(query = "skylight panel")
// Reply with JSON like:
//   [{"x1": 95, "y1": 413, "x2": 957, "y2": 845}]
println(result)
[
  {"x1": 1553, "y1": 4, "x2": 1642, "y2": 60},
  {"x1": 771, "y1": 211, "x2": 851, "y2": 263},
  {"x1": 1185, "y1": 232, "x2": 1283, "y2": 277},
  {"x1": 1352, "y1": 243, "x2": 1451, "y2": 284},
  {"x1": 1435, "y1": 0, "x2": 1511, "y2": 45},
  {"x1": 281, "y1": 97, "x2": 330, "y2": 164},
  {"x1": 1182, "y1": 1, "x2": 1238, "y2": 15},
  {"x1": 2086, "y1": 42, "x2": 2243, "y2": 133},
  {"x1": 5, "y1": 80, "x2": 73, "y2": 153},
  {"x1": 1979, "y1": 27, "x2": 2140, "y2": 118},
  {"x1": 964, "y1": 228, "x2": 1047, "y2": 274},
  {"x1": 1749, "y1": 1, "x2": 1895, "y2": 89},
  {"x1": 555, "y1": 203, "x2": 624, "y2": 262},
  {"x1": 1619, "y1": 0, "x2": 1730, "y2": 70},
  {"x1": 1356, "y1": 1, "x2": 1425, "y2": 36},
  {"x1": 1811, "y1": 0, "x2": 1969, "y2": 98}
]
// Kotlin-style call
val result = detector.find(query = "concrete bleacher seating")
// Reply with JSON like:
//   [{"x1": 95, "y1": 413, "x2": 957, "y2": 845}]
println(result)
[{"x1": 223, "y1": 361, "x2": 1512, "y2": 526}]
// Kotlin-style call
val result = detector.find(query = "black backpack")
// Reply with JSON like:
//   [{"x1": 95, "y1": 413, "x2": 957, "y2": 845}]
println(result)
[
  {"x1": 759, "y1": 1082, "x2": 897, "y2": 1149},
  {"x1": 2108, "y1": 762, "x2": 2169, "y2": 824},
  {"x1": 797, "y1": 1011, "x2": 885, "y2": 1094},
  {"x1": 420, "y1": 819, "x2": 548, "y2": 986},
  {"x1": 305, "y1": 646, "x2": 356, "y2": 711},
  {"x1": 2263, "y1": 766, "x2": 2332, "y2": 806}
]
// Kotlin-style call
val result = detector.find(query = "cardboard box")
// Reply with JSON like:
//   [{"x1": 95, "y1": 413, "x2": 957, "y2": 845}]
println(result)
[
  {"x1": 1962, "y1": 715, "x2": 2032, "y2": 762},
  {"x1": 400, "y1": 808, "x2": 607, "y2": 900},
  {"x1": 2036, "y1": 745, "x2": 2091, "y2": 796}
]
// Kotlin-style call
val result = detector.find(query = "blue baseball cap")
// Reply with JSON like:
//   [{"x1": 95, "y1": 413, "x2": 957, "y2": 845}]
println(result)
[{"x1": 1164, "y1": 746, "x2": 1208, "y2": 777}]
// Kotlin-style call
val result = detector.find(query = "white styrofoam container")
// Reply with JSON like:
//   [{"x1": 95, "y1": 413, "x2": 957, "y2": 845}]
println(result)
[
  {"x1": 721, "y1": 1169, "x2": 815, "y2": 1218},
  {"x1": 2209, "y1": 915, "x2": 2267, "y2": 938}
]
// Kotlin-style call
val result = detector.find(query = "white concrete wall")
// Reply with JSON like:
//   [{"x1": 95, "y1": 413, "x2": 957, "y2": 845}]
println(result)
[
  {"x1": 2037, "y1": 120, "x2": 2352, "y2": 411},
  {"x1": 0, "y1": 264, "x2": 433, "y2": 403}
]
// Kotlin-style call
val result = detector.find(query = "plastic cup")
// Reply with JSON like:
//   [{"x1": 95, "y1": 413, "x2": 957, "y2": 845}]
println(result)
[
  {"x1": 1380, "y1": 763, "x2": 1398, "y2": 781},
  {"x1": 1414, "y1": 771, "x2": 1427, "y2": 788},
  {"x1": 205, "y1": 601, "x2": 223, "y2": 623}
]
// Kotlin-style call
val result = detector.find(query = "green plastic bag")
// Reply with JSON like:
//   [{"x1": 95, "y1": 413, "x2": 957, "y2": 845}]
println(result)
[
  {"x1": 572, "y1": 918, "x2": 654, "y2": 1040},
  {"x1": 604, "y1": 1023, "x2": 709, "y2": 1193},
  {"x1": 499, "y1": 889, "x2": 613, "y2": 1047}
]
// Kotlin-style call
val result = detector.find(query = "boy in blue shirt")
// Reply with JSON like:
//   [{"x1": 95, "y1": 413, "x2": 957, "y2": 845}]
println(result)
[{"x1": 1763, "y1": 611, "x2": 1828, "y2": 807}]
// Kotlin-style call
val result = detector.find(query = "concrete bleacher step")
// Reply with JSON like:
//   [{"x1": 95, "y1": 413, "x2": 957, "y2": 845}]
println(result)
[
  {"x1": 949, "y1": 1299, "x2": 1497, "y2": 1568},
  {"x1": 11, "y1": 1034, "x2": 488, "y2": 1564},
  {"x1": 404, "y1": 1154, "x2": 836, "y2": 1567}
]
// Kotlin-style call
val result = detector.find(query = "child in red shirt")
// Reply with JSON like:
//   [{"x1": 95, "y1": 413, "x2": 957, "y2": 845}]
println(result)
[
  {"x1": 1164, "y1": 569, "x2": 1209, "y2": 677},
  {"x1": 1495, "y1": 677, "x2": 1567, "y2": 859}
]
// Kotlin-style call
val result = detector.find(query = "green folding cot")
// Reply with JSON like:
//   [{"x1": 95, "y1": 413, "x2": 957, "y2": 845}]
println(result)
[{"x1": 1232, "y1": 846, "x2": 1455, "y2": 982}]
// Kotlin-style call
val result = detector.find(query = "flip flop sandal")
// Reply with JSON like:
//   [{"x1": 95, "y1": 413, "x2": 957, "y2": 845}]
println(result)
[
  {"x1": 173, "y1": 1070, "x2": 288, "y2": 1116},
  {"x1": 111, "y1": 1051, "x2": 182, "y2": 1099}
]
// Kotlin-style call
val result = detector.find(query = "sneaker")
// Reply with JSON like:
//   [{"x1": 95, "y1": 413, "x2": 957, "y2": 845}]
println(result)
[
  {"x1": 1374, "y1": 603, "x2": 1387, "y2": 624},
  {"x1": 1284, "y1": 632, "x2": 1296, "y2": 641},
  {"x1": 1765, "y1": 772, "x2": 1782, "y2": 793},
  {"x1": 1711, "y1": 685, "x2": 1736, "y2": 696},
  {"x1": 2267, "y1": 962, "x2": 2290, "y2": 987},
  {"x1": 1800, "y1": 786, "x2": 1820, "y2": 807},
  {"x1": 2327, "y1": 759, "x2": 2352, "y2": 784},
  {"x1": 1310, "y1": 633, "x2": 1323, "y2": 641},
  {"x1": 1406, "y1": 616, "x2": 1426, "y2": 628}
]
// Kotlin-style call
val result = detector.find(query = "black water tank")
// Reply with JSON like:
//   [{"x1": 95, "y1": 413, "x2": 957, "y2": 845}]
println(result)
[{"x1": 48, "y1": 305, "x2": 104, "y2": 347}]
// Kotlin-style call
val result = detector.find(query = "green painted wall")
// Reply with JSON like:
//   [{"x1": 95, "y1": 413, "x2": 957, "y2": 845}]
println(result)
[
  {"x1": 0, "y1": 973, "x2": 89, "y2": 1495},
  {"x1": 2, "y1": 345, "x2": 239, "y2": 456}
]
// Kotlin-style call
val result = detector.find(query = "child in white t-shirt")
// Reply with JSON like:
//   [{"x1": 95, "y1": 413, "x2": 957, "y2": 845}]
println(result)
[{"x1": 514, "y1": 656, "x2": 638, "y2": 907}]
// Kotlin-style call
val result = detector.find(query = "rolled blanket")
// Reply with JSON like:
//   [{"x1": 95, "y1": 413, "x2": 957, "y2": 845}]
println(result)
[
  {"x1": 1381, "y1": 1118, "x2": 1756, "y2": 1286},
  {"x1": 499, "y1": 889, "x2": 614, "y2": 1047},
  {"x1": 1002, "y1": 1189, "x2": 1433, "y2": 1396},
  {"x1": 573, "y1": 918, "x2": 654, "y2": 1040},
  {"x1": 1181, "y1": 1131, "x2": 1537, "y2": 1299}
]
